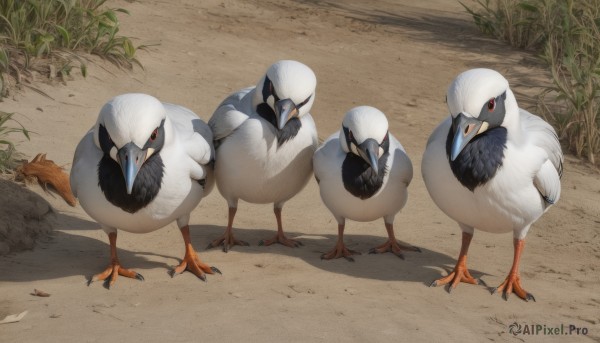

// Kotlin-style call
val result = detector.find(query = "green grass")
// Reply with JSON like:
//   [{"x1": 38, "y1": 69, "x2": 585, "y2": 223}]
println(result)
[
  {"x1": 462, "y1": 0, "x2": 600, "y2": 164},
  {"x1": 0, "y1": 0, "x2": 143, "y2": 97},
  {"x1": 0, "y1": 0, "x2": 143, "y2": 171},
  {"x1": 0, "y1": 111, "x2": 30, "y2": 173}
]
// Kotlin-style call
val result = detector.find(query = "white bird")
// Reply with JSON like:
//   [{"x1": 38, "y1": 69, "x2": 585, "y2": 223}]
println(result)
[
  {"x1": 422, "y1": 69, "x2": 563, "y2": 301},
  {"x1": 313, "y1": 106, "x2": 417, "y2": 261},
  {"x1": 70, "y1": 93, "x2": 219, "y2": 288},
  {"x1": 207, "y1": 60, "x2": 318, "y2": 251}
]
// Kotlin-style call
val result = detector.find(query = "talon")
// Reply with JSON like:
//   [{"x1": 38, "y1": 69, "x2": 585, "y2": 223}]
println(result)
[
  {"x1": 490, "y1": 287, "x2": 498, "y2": 295},
  {"x1": 87, "y1": 277, "x2": 93, "y2": 287},
  {"x1": 211, "y1": 266, "x2": 222, "y2": 275},
  {"x1": 478, "y1": 278, "x2": 487, "y2": 287},
  {"x1": 429, "y1": 280, "x2": 438, "y2": 287},
  {"x1": 414, "y1": 246, "x2": 422, "y2": 253},
  {"x1": 175, "y1": 226, "x2": 217, "y2": 281},
  {"x1": 208, "y1": 229, "x2": 247, "y2": 252},
  {"x1": 527, "y1": 293, "x2": 536, "y2": 302},
  {"x1": 394, "y1": 253, "x2": 405, "y2": 260},
  {"x1": 135, "y1": 273, "x2": 144, "y2": 281},
  {"x1": 258, "y1": 240, "x2": 265, "y2": 246},
  {"x1": 447, "y1": 285, "x2": 453, "y2": 294}
]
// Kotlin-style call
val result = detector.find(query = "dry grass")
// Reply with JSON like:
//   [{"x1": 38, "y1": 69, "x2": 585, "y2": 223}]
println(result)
[{"x1": 463, "y1": 0, "x2": 600, "y2": 164}]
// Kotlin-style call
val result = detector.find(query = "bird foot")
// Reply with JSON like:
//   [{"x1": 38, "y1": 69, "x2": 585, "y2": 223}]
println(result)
[
  {"x1": 170, "y1": 249, "x2": 221, "y2": 281},
  {"x1": 87, "y1": 263, "x2": 144, "y2": 289},
  {"x1": 368, "y1": 239, "x2": 421, "y2": 260},
  {"x1": 206, "y1": 234, "x2": 249, "y2": 253},
  {"x1": 491, "y1": 273, "x2": 535, "y2": 302},
  {"x1": 259, "y1": 233, "x2": 303, "y2": 248},
  {"x1": 321, "y1": 243, "x2": 361, "y2": 262},
  {"x1": 429, "y1": 261, "x2": 483, "y2": 293}
]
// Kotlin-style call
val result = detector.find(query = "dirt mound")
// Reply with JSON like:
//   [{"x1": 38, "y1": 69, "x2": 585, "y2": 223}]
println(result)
[{"x1": 0, "y1": 179, "x2": 56, "y2": 255}]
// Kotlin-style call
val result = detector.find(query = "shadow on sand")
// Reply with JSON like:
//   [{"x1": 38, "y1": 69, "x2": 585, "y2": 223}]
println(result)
[{"x1": 0, "y1": 210, "x2": 485, "y2": 288}]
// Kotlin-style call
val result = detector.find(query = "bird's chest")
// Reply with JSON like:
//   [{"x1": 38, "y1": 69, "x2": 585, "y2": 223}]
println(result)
[
  {"x1": 446, "y1": 127, "x2": 507, "y2": 191},
  {"x1": 221, "y1": 118, "x2": 315, "y2": 176},
  {"x1": 215, "y1": 118, "x2": 316, "y2": 201},
  {"x1": 97, "y1": 154, "x2": 164, "y2": 214},
  {"x1": 341, "y1": 153, "x2": 388, "y2": 200},
  {"x1": 449, "y1": 145, "x2": 545, "y2": 232},
  {"x1": 96, "y1": 151, "x2": 198, "y2": 219}
]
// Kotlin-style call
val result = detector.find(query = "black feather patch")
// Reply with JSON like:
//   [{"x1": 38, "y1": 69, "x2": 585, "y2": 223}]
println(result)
[
  {"x1": 98, "y1": 154, "x2": 164, "y2": 213},
  {"x1": 342, "y1": 153, "x2": 389, "y2": 199},
  {"x1": 446, "y1": 126, "x2": 507, "y2": 191},
  {"x1": 277, "y1": 117, "x2": 301, "y2": 145},
  {"x1": 256, "y1": 103, "x2": 302, "y2": 146},
  {"x1": 256, "y1": 103, "x2": 277, "y2": 127}
]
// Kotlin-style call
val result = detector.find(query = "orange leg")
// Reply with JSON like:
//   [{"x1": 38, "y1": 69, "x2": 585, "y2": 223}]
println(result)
[
  {"x1": 430, "y1": 232, "x2": 482, "y2": 292},
  {"x1": 368, "y1": 223, "x2": 421, "y2": 259},
  {"x1": 88, "y1": 232, "x2": 144, "y2": 289},
  {"x1": 492, "y1": 239, "x2": 535, "y2": 302},
  {"x1": 171, "y1": 225, "x2": 221, "y2": 281},
  {"x1": 207, "y1": 207, "x2": 249, "y2": 252},
  {"x1": 259, "y1": 207, "x2": 303, "y2": 248},
  {"x1": 321, "y1": 224, "x2": 361, "y2": 262}
]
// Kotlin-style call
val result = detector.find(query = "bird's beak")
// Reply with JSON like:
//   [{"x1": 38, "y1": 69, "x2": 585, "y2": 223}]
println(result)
[
  {"x1": 117, "y1": 142, "x2": 147, "y2": 195},
  {"x1": 450, "y1": 113, "x2": 484, "y2": 161},
  {"x1": 358, "y1": 138, "x2": 380, "y2": 175},
  {"x1": 274, "y1": 98, "x2": 298, "y2": 130}
]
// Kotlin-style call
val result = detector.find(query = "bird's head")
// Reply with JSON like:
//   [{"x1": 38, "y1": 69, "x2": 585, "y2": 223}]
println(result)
[
  {"x1": 340, "y1": 106, "x2": 390, "y2": 176},
  {"x1": 253, "y1": 60, "x2": 316, "y2": 130},
  {"x1": 446, "y1": 68, "x2": 519, "y2": 161},
  {"x1": 93, "y1": 93, "x2": 169, "y2": 195}
]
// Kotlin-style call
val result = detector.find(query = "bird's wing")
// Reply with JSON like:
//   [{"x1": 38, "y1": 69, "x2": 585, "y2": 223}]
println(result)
[
  {"x1": 70, "y1": 127, "x2": 97, "y2": 198},
  {"x1": 520, "y1": 109, "x2": 563, "y2": 204},
  {"x1": 208, "y1": 88, "x2": 253, "y2": 142},
  {"x1": 389, "y1": 134, "x2": 414, "y2": 186},
  {"x1": 313, "y1": 132, "x2": 341, "y2": 184},
  {"x1": 164, "y1": 103, "x2": 213, "y2": 180}
]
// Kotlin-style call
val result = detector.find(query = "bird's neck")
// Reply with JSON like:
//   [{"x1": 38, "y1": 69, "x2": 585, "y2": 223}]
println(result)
[{"x1": 255, "y1": 103, "x2": 303, "y2": 146}]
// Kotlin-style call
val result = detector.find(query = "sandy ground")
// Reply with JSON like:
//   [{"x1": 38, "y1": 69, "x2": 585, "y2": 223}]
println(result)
[{"x1": 1, "y1": 0, "x2": 599, "y2": 341}]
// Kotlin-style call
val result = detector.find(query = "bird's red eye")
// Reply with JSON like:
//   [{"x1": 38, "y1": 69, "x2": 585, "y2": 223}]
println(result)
[
  {"x1": 488, "y1": 98, "x2": 496, "y2": 111},
  {"x1": 150, "y1": 128, "x2": 158, "y2": 141}
]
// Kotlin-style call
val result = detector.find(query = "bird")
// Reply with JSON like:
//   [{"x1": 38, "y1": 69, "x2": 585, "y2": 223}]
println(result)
[
  {"x1": 70, "y1": 93, "x2": 219, "y2": 288},
  {"x1": 422, "y1": 68, "x2": 563, "y2": 301},
  {"x1": 207, "y1": 60, "x2": 318, "y2": 251},
  {"x1": 313, "y1": 106, "x2": 418, "y2": 261}
]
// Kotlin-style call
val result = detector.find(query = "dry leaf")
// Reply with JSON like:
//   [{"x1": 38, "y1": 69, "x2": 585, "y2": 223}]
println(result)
[
  {"x1": 17, "y1": 153, "x2": 76, "y2": 207},
  {"x1": 0, "y1": 311, "x2": 28, "y2": 324},
  {"x1": 31, "y1": 289, "x2": 50, "y2": 297}
]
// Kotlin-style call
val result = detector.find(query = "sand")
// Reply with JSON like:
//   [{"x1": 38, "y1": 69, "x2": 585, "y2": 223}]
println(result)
[{"x1": 0, "y1": 0, "x2": 599, "y2": 342}]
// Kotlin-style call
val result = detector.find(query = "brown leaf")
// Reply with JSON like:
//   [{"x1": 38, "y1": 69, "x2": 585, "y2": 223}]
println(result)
[
  {"x1": 17, "y1": 153, "x2": 76, "y2": 207},
  {"x1": 31, "y1": 289, "x2": 51, "y2": 297}
]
